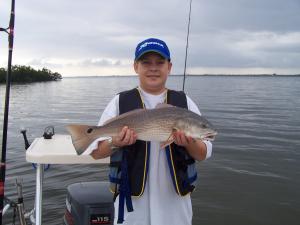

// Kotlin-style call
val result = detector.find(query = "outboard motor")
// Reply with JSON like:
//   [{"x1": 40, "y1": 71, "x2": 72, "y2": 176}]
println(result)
[{"x1": 63, "y1": 181, "x2": 114, "y2": 225}]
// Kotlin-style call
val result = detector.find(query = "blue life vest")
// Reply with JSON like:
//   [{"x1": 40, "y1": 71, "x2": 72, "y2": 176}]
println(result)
[{"x1": 109, "y1": 88, "x2": 197, "y2": 223}]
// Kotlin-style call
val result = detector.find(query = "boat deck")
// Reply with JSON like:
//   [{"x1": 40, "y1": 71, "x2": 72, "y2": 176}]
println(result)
[{"x1": 26, "y1": 134, "x2": 109, "y2": 164}]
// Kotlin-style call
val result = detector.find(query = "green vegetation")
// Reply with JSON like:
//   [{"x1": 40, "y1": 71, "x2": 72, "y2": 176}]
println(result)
[{"x1": 0, "y1": 65, "x2": 62, "y2": 83}]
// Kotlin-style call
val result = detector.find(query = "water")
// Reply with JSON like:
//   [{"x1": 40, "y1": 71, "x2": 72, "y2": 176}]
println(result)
[{"x1": 1, "y1": 75, "x2": 300, "y2": 225}]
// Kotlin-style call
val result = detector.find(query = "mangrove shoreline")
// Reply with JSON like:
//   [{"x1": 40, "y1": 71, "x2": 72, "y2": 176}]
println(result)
[{"x1": 0, "y1": 65, "x2": 62, "y2": 83}]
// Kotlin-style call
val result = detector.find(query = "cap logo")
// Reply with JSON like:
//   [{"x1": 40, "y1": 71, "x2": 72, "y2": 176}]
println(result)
[{"x1": 138, "y1": 41, "x2": 164, "y2": 51}]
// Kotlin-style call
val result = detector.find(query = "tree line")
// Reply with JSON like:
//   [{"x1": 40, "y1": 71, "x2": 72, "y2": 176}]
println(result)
[{"x1": 0, "y1": 65, "x2": 62, "y2": 83}]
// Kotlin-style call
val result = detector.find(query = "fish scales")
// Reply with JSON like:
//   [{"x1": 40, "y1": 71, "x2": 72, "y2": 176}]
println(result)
[{"x1": 101, "y1": 107, "x2": 175, "y2": 140}]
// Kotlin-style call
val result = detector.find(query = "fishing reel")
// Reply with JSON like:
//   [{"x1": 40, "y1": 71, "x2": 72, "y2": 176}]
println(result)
[
  {"x1": 43, "y1": 126, "x2": 55, "y2": 139},
  {"x1": 20, "y1": 126, "x2": 52, "y2": 171}
]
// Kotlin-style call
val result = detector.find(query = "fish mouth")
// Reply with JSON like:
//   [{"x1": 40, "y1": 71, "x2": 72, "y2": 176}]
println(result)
[{"x1": 202, "y1": 132, "x2": 218, "y2": 141}]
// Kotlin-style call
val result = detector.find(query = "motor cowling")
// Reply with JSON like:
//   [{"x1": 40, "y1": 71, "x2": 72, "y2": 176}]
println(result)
[{"x1": 63, "y1": 181, "x2": 114, "y2": 225}]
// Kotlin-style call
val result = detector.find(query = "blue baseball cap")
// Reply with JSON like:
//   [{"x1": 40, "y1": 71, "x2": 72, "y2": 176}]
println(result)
[{"x1": 135, "y1": 38, "x2": 171, "y2": 61}]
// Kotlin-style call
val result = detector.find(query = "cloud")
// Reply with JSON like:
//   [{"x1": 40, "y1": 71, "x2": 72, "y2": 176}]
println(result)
[
  {"x1": 191, "y1": 0, "x2": 300, "y2": 32},
  {"x1": 28, "y1": 58, "x2": 63, "y2": 68},
  {"x1": 1, "y1": 0, "x2": 300, "y2": 75},
  {"x1": 78, "y1": 58, "x2": 122, "y2": 67},
  {"x1": 27, "y1": 57, "x2": 123, "y2": 69}
]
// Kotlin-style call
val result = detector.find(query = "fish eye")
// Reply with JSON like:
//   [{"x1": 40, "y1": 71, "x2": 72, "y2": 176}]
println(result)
[
  {"x1": 201, "y1": 124, "x2": 207, "y2": 129},
  {"x1": 87, "y1": 128, "x2": 93, "y2": 133}
]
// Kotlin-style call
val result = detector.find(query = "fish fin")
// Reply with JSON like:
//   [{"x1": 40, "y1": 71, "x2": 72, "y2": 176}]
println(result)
[
  {"x1": 160, "y1": 133, "x2": 175, "y2": 149},
  {"x1": 155, "y1": 103, "x2": 175, "y2": 109},
  {"x1": 66, "y1": 124, "x2": 98, "y2": 155},
  {"x1": 103, "y1": 108, "x2": 146, "y2": 125},
  {"x1": 159, "y1": 128, "x2": 182, "y2": 148}
]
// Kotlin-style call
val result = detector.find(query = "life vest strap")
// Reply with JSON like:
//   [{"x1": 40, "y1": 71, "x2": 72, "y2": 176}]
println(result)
[
  {"x1": 109, "y1": 175, "x2": 121, "y2": 184},
  {"x1": 109, "y1": 161, "x2": 122, "y2": 167},
  {"x1": 117, "y1": 150, "x2": 133, "y2": 224},
  {"x1": 182, "y1": 174, "x2": 197, "y2": 189}
]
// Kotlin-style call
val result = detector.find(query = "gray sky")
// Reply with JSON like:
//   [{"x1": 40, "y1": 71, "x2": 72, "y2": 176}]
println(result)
[{"x1": 1, "y1": 0, "x2": 300, "y2": 76}]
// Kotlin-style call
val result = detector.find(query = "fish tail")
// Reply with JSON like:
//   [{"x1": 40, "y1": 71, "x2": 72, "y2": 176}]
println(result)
[{"x1": 66, "y1": 124, "x2": 97, "y2": 155}]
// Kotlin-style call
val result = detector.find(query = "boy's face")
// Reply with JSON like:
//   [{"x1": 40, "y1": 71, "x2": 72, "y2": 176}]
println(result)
[{"x1": 134, "y1": 52, "x2": 172, "y2": 94}]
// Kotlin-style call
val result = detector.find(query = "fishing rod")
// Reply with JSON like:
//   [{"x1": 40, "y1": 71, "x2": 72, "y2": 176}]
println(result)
[
  {"x1": 0, "y1": 0, "x2": 16, "y2": 224},
  {"x1": 182, "y1": 0, "x2": 192, "y2": 92}
]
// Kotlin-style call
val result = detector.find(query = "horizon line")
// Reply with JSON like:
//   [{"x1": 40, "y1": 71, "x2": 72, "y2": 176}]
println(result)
[{"x1": 62, "y1": 73, "x2": 300, "y2": 78}]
